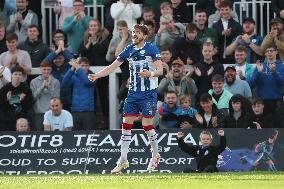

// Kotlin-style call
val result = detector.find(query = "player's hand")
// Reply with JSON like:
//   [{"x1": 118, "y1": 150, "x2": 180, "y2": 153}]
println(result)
[
  {"x1": 218, "y1": 129, "x2": 224, "y2": 136},
  {"x1": 177, "y1": 132, "x2": 184, "y2": 139},
  {"x1": 138, "y1": 69, "x2": 150, "y2": 78},
  {"x1": 88, "y1": 73, "x2": 97, "y2": 82},
  {"x1": 253, "y1": 122, "x2": 262, "y2": 129}
]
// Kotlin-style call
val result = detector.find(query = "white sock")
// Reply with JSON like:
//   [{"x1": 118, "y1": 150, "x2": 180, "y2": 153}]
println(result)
[
  {"x1": 120, "y1": 129, "x2": 131, "y2": 162},
  {"x1": 145, "y1": 129, "x2": 159, "y2": 157}
]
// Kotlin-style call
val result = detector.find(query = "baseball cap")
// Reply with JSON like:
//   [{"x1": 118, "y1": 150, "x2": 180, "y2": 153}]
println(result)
[
  {"x1": 270, "y1": 17, "x2": 283, "y2": 26},
  {"x1": 172, "y1": 58, "x2": 184, "y2": 66},
  {"x1": 243, "y1": 17, "x2": 255, "y2": 25},
  {"x1": 225, "y1": 66, "x2": 236, "y2": 72}
]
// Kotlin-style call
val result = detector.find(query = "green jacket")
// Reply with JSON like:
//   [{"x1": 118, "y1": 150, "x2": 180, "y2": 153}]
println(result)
[{"x1": 208, "y1": 88, "x2": 233, "y2": 111}]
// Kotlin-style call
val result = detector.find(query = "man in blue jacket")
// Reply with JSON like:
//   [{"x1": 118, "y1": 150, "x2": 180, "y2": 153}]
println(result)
[
  {"x1": 249, "y1": 45, "x2": 284, "y2": 113},
  {"x1": 62, "y1": 57, "x2": 96, "y2": 130}
]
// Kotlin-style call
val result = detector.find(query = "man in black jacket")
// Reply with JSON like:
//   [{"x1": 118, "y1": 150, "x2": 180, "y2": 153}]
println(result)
[
  {"x1": 212, "y1": 0, "x2": 242, "y2": 64},
  {"x1": 177, "y1": 129, "x2": 226, "y2": 172}
]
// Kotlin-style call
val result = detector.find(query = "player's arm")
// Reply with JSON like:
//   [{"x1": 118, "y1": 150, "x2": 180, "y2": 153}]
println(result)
[
  {"x1": 89, "y1": 59, "x2": 123, "y2": 81},
  {"x1": 138, "y1": 59, "x2": 163, "y2": 78}
]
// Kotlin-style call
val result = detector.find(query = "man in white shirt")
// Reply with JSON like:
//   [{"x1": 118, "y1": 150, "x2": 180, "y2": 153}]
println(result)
[{"x1": 43, "y1": 97, "x2": 73, "y2": 131}]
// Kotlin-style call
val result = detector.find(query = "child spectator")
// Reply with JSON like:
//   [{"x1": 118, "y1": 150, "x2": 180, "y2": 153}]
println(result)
[
  {"x1": 16, "y1": 117, "x2": 30, "y2": 131},
  {"x1": 176, "y1": 129, "x2": 226, "y2": 172}
]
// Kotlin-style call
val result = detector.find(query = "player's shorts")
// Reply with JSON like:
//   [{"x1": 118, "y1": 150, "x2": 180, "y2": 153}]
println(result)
[{"x1": 123, "y1": 89, "x2": 157, "y2": 117}]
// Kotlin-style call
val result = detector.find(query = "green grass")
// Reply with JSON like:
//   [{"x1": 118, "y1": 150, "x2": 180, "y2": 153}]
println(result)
[{"x1": 0, "y1": 172, "x2": 284, "y2": 189}]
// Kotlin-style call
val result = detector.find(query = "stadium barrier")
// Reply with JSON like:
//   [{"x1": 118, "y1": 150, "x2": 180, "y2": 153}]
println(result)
[{"x1": 0, "y1": 129, "x2": 282, "y2": 174}]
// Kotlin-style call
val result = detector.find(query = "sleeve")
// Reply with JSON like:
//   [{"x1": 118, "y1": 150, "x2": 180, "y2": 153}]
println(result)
[
  {"x1": 157, "y1": 78, "x2": 170, "y2": 97},
  {"x1": 62, "y1": 16, "x2": 75, "y2": 33},
  {"x1": 249, "y1": 67, "x2": 261, "y2": 88},
  {"x1": 260, "y1": 35, "x2": 273, "y2": 53},
  {"x1": 215, "y1": 135, "x2": 226, "y2": 154},
  {"x1": 6, "y1": 14, "x2": 16, "y2": 33},
  {"x1": 64, "y1": 111, "x2": 74, "y2": 128},
  {"x1": 43, "y1": 112, "x2": 51, "y2": 125},
  {"x1": 61, "y1": 69, "x2": 74, "y2": 87},
  {"x1": 30, "y1": 79, "x2": 44, "y2": 100},
  {"x1": 243, "y1": 81, "x2": 252, "y2": 98},
  {"x1": 23, "y1": 51, "x2": 32, "y2": 69},
  {"x1": 150, "y1": 44, "x2": 161, "y2": 61},
  {"x1": 21, "y1": 12, "x2": 38, "y2": 29},
  {"x1": 3, "y1": 67, "x2": 11, "y2": 82},
  {"x1": 177, "y1": 137, "x2": 198, "y2": 157},
  {"x1": 22, "y1": 86, "x2": 34, "y2": 112},
  {"x1": 75, "y1": 69, "x2": 95, "y2": 87},
  {"x1": 51, "y1": 79, "x2": 61, "y2": 98},
  {"x1": 110, "y1": 2, "x2": 125, "y2": 19},
  {"x1": 63, "y1": 50, "x2": 73, "y2": 62},
  {"x1": 131, "y1": 3, "x2": 142, "y2": 19},
  {"x1": 117, "y1": 45, "x2": 131, "y2": 62},
  {"x1": 44, "y1": 52, "x2": 57, "y2": 62}
]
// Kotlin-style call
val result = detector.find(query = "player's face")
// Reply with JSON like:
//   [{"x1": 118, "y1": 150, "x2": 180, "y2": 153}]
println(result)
[
  {"x1": 243, "y1": 22, "x2": 255, "y2": 34},
  {"x1": 252, "y1": 103, "x2": 264, "y2": 115},
  {"x1": 40, "y1": 66, "x2": 52, "y2": 79},
  {"x1": 200, "y1": 134, "x2": 212, "y2": 147},
  {"x1": 212, "y1": 81, "x2": 224, "y2": 94},
  {"x1": 235, "y1": 51, "x2": 246, "y2": 65},
  {"x1": 232, "y1": 101, "x2": 242, "y2": 112},
  {"x1": 181, "y1": 99, "x2": 191, "y2": 109},
  {"x1": 196, "y1": 12, "x2": 207, "y2": 25},
  {"x1": 202, "y1": 45, "x2": 214, "y2": 61},
  {"x1": 132, "y1": 29, "x2": 145, "y2": 45},
  {"x1": 165, "y1": 93, "x2": 178, "y2": 108}
]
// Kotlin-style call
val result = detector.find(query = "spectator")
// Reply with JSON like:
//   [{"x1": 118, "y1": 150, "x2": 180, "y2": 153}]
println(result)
[
  {"x1": 143, "y1": 0, "x2": 167, "y2": 22},
  {"x1": 177, "y1": 95, "x2": 203, "y2": 129},
  {"x1": 30, "y1": 61, "x2": 60, "y2": 131},
  {"x1": 195, "y1": 9, "x2": 219, "y2": 49},
  {"x1": 176, "y1": 129, "x2": 226, "y2": 172},
  {"x1": 160, "y1": 1, "x2": 173, "y2": 16},
  {"x1": 0, "y1": 33, "x2": 32, "y2": 82},
  {"x1": 6, "y1": 0, "x2": 38, "y2": 43},
  {"x1": 0, "y1": 21, "x2": 7, "y2": 54},
  {"x1": 208, "y1": 74, "x2": 233, "y2": 115},
  {"x1": 144, "y1": 21, "x2": 157, "y2": 43},
  {"x1": 62, "y1": 0, "x2": 92, "y2": 55},
  {"x1": 271, "y1": 0, "x2": 284, "y2": 20},
  {"x1": 43, "y1": 97, "x2": 73, "y2": 131},
  {"x1": 225, "y1": 17, "x2": 263, "y2": 64},
  {"x1": 158, "y1": 90, "x2": 180, "y2": 129},
  {"x1": 193, "y1": 42, "x2": 224, "y2": 100},
  {"x1": 16, "y1": 117, "x2": 29, "y2": 131},
  {"x1": 251, "y1": 98, "x2": 276, "y2": 128},
  {"x1": 249, "y1": 45, "x2": 284, "y2": 113},
  {"x1": 110, "y1": 0, "x2": 141, "y2": 35},
  {"x1": 224, "y1": 94, "x2": 253, "y2": 128},
  {"x1": 171, "y1": 22, "x2": 203, "y2": 66},
  {"x1": 140, "y1": 7, "x2": 158, "y2": 32},
  {"x1": 0, "y1": 66, "x2": 33, "y2": 131},
  {"x1": 0, "y1": 64, "x2": 11, "y2": 89},
  {"x1": 197, "y1": 93, "x2": 225, "y2": 128},
  {"x1": 224, "y1": 66, "x2": 252, "y2": 98},
  {"x1": 62, "y1": 57, "x2": 96, "y2": 130},
  {"x1": 160, "y1": 45, "x2": 173, "y2": 66},
  {"x1": 44, "y1": 47, "x2": 72, "y2": 112},
  {"x1": 50, "y1": 29, "x2": 67, "y2": 51},
  {"x1": 53, "y1": 0, "x2": 73, "y2": 29},
  {"x1": 260, "y1": 18, "x2": 284, "y2": 62},
  {"x1": 79, "y1": 19, "x2": 110, "y2": 66},
  {"x1": 106, "y1": 20, "x2": 132, "y2": 82},
  {"x1": 18, "y1": 25, "x2": 50, "y2": 67},
  {"x1": 158, "y1": 58, "x2": 198, "y2": 106},
  {"x1": 155, "y1": 14, "x2": 186, "y2": 48},
  {"x1": 208, "y1": 0, "x2": 239, "y2": 28},
  {"x1": 232, "y1": 46, "x2": 253, "y2": 81},
  {"x1": 212, "y1": 0, "x2": 242, "y2": 64},
  {"x1": 171, "y1": 0, "x2": 192, "y2": 24}
]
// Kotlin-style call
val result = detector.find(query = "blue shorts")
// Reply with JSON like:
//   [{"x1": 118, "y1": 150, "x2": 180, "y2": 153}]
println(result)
[{"x1": 123, "y1": 90, "x2": 157, "y2": 117}]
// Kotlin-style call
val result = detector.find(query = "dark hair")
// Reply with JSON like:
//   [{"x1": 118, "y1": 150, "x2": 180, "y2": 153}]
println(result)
[
  {"x1": 52, "y1": 29, "x2": 65, "y2": 37},
  {"x1": 143, "y1": 6, "x2": 154, "y2": 14},
  {"x1": 186, "y1": 22, "x2": 198, "y2": 32},
  {"x1": 144, "y1": 20, "x2": 155, "y2": 29},
  {"x1": 235, "y1": 46, "x2": 247, "y2": 53},
  {"x1": 132, "y1": 24, "x2": 149, "y2": 35},
  {"x1": 231, "y1": 94, "x2": 243, "y2": 103},
  {"x1": 11, "y1": 66, "x2": 24, "y2": 74},
  {"x1": 220, "y1": 0, "x2": 233, "y2": 9},
  {"x1": 78, "y1": 57, "x2": 90, "y2": 65},
  {"x1": 211, "y1": 74, "x2": 224, "y2": 82},
  {"x1": 200, "y1": 93, "x2": 212, "y2": 102},
  {"x1": 40, "y1": 61, "x2": 52, "y2": 68},
  {"x1": 117, "y1": 20, "x2": 128, "y2": 28},
  {"x1": 160, "y1": 45, "x2": 171, "y2": 52},
  {"x1": 252, "y1": 98, "x2": 264, "y2": 105},
  {"x1": 6, "y1": 33, "x2": 18, "y2": 42},
  {"x1": 165, "y1": 90, "x2": 177, "y2": 97},
  {"x1": 28, "y1": 24, "x2": 39, "y2": 30},
  {"x1": 196, "y1": 9, "x2": 207, "y2": 15}
]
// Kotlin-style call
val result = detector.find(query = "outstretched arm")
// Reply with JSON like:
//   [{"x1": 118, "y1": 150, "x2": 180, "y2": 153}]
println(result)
[{"x1": 176, "y1": 132, "x2": 198, "y2": 157}]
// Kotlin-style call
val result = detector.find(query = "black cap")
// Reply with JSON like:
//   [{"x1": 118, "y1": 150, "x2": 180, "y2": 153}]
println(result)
[
  {"x1": 225, "y1": 66, "x2": 236, "y2": 72},
  {"x1": 243, "y1": 17, "x2": 255, "y2": 25},
  {"x1": 270, "y1": 17, "x2": 283, "y2": 26}
]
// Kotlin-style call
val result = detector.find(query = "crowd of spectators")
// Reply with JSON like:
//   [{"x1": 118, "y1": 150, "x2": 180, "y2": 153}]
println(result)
[{"x1": 0, "y1": 0, "x2": 284, "y2": 131}]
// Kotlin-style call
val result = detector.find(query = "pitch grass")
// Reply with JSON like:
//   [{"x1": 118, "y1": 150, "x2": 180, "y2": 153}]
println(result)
[{"x1": 0, "y1": 172, "x2": 284, "y2": 189}]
